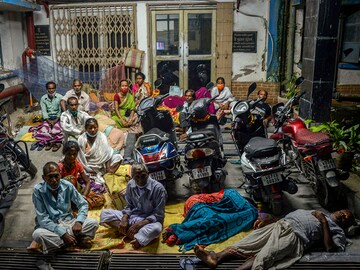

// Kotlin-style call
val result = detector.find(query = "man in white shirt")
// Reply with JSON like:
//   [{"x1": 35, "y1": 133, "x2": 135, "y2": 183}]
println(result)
[
  {"x1": 61, "y1": 79, "x2": 90, "y2": 113},
  {"x1": 60, "y1": 97, "x2": 90, "y2": 143}
]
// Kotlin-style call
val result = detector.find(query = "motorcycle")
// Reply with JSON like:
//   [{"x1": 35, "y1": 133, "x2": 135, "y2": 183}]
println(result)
[
  {"x1": 270, "y1": 77, "x2": 348, "y2": 209},
  {"x1": 240, "y1": 137, "x2": 298, "y2": 215},
  {"x1": 231, "y1": 82, "x2": 268, "y2": 156},
  {"x1": 0, "y1": 96, "x2": 37, "y2": 236},
  {"x1": 182, "y1": 90, "x2": 227, "y2": 193},
  {"x1": 134, "y1": 80, "x2": 182, "y2": 189}
]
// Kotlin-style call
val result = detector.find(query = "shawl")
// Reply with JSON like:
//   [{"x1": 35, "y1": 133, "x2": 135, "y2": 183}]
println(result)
[
  {"x1": 163, "y1": 189, "x2": 258, "y2": 252},
  {"x1": 77, "y1": 132, "x2": 123, "y2": 183}
]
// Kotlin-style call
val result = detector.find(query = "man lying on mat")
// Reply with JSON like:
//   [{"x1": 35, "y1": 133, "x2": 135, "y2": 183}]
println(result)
[{"x1": 100, "y1": 162, "x2": 167, "y2": 249}]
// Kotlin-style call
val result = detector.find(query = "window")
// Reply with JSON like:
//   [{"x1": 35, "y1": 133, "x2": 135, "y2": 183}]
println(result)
[{"x1": 340, "y1": 8, "x2": 360, "y2": 64}]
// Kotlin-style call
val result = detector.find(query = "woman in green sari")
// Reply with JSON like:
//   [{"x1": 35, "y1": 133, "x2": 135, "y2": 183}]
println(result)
[{"x1": 111, "y1": 80, "x2": 136, "y2": 129}]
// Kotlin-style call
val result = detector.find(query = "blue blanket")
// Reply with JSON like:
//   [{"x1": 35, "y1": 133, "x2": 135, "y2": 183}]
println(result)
[{"x1": 167, "y1": 189, "x2": 258, "y2": 252}]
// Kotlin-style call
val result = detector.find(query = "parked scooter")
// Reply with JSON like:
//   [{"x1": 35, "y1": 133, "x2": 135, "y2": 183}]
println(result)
[
  {"x1": 240, "y1": 137, "x2": 298, "y2": 215},
  {"x1": 0, "y1": 95, "x2": 37, "y2": 236},
  {"x1": 182, "y1": 88, "x2": 227, "y2": 193},
  {"x1": 270, "y1": 77, "x2": 348, "y2": 209},
  {"x1": 231, "y1": 83, "x2": 267, "y2": 156},
  {"x1": 134, "y1": 80, "x2": 182, "y2": 189}
]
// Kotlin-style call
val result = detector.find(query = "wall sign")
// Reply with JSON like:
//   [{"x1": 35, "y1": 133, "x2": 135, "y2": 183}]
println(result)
[
  {"x1": 35, "y1": 25, "x2": 51, "y2": 56},
  {"x1": 232, "y1": 31, "x2": 257, "y2": 53}
]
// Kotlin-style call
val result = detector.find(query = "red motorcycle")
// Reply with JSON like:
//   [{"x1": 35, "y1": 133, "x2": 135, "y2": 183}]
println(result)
[{"x1": 270, "y1": 77, "x2": 348, "y2": 209}]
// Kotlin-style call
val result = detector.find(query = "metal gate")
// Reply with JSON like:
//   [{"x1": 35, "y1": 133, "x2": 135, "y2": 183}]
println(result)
[{"x1": 50, "y1": 3, "x2": 137, "y2": 86}]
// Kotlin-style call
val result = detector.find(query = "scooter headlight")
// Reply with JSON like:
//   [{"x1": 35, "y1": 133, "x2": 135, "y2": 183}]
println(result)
[{"x1": 233, "y1": 102, "x2": 249, "y2": 114}]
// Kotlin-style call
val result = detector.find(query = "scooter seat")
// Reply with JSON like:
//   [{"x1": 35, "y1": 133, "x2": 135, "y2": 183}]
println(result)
[
  {"x1": 295, "y1": 128, "x2": 330, "y2": 146},
  {"x1": 188, "y1": 130, "x2": 215, "y2": 141},
  {"x1": 244, "y1": 137, "x2": 279, "y2": 159},
  {"x1": 136, "y1": 128, "x2": 170, "y2": 147}
]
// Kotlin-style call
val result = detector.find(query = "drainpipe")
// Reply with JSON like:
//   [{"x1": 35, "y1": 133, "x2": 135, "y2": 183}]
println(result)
[
  {"x1": 25, "y1": 12, "x2": 36, "y2": 50},
  {"x1": 285, "y1": 3, "x2": 296, "y2": 82},
  {"x1": 0, "y1": 84, "x2": 28, "y2": 100}
]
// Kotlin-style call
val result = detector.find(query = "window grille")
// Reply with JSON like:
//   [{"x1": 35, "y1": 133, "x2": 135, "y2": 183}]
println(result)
[{"x1": 50, "y1": 4, "x2": 137, "y2": 87}]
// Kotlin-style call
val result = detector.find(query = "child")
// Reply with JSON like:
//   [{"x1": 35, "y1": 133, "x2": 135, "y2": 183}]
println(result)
[{"x1": 58, "y1": 140, "x2": 105, "y2": 209}]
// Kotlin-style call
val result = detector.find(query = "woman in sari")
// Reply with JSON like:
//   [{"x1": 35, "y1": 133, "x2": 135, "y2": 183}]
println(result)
[
  {"x1": 132, "y1": 72, "x2": 152, "y2": 106},
  {"x1": 111, "y1": 80, "x2": 136, "y2": 129},
  {"x1": 58, "y1": 141, "x2": 105, "y2": 209},
  {"x1": 77, "y1": 118, "x2": 122, "y2": 184}
]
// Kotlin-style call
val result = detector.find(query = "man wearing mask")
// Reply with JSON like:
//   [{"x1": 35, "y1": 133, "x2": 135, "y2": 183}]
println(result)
[
  {"x1": 61, "y1": 79, "x2": 90, "y2": 113},
  {"x1": 30, "y1": 81, "x2": 64, "y2": 152},
  {"x1": 31, "y1": 162, "x2": 99, "y2": 254},
  {"x1": 60, "y1": 97, "x2": 90, "y2": 143}
]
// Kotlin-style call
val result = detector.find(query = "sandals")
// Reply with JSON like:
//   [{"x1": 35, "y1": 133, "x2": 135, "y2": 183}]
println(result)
[
  {"x1": 77, "y1": 236, "x2": 93, "y2": 249},
  {"x1": 179, "y1": 257, "x2": 202, "y2": 270},
  {"x1": 45, "y1": 144, "x2": 52, "y2": 151},
  {"x1": 37, "y1": 144, "x2": 45, "y2": 151},
  {"x1": 30, "y1": 142, "x2": 39, "y2": 151},
  {"x1": 52, "y1": 143, "x2": 61, "y2": 152}
]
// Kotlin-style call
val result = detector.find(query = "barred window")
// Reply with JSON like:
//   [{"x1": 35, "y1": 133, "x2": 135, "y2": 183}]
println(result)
[{"x1": 51, "y1": 4, "x2": 136, "y2": 84}]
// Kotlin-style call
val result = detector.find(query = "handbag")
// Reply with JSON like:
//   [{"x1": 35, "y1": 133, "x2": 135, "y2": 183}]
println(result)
[{"x1": 122, "y1": 48, "x2": 144, "y2": 69}]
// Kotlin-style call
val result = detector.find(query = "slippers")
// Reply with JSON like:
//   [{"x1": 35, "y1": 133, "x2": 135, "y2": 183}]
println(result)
[
  {"x1": 230, "y1": 159, "x2": 241, "y2": 164},
  {"x1": 37, "y1": 144, "x2": 45, "y2": 151},
  {"x1": 179, "y1": 257, "x2": 201, "y2": 270},
  {"x1": 30, "y1": 142, "x2": 39, "y2": 151},
  {"x1": 45, "y1": 144, "x2": 52, "y2": 151},
  {"x1": 52, "y1": 143, "x2": 61, "y2": 152}
]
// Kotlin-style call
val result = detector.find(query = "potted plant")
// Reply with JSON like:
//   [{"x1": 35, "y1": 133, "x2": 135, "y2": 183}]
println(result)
[
  {"x1": 309, "y1": 121, "x2": 360, "y2": 171},
  {"x1": 278, "y1": 73, "x2": 301, "y2": 104}
]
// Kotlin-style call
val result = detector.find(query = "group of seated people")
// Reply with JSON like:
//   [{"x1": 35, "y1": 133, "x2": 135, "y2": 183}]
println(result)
[
  {"x1": 29, "y1": 73, "x2": 272, "y2": 156},
  {"x1": 33, "y1": 160, "x2": 356, "y2": 270},
  {"x1": 27, "y1": 76, "x2": 357, "y2": 269},
  {"x1": 30, "y1": 72, "x2": 152, "y2": 152}
]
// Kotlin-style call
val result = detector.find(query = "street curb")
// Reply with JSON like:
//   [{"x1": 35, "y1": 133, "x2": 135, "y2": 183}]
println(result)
[{"x1": 342, "y1": 172, "x2": 360, "y2": 218}]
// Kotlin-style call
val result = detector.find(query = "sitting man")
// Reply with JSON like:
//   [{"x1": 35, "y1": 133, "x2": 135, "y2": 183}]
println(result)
[
  {"x1": 61, "y1": 79, "x2": 90, "y2": 113},
  {"x1": 32, "y1": 162, "x2": 99, "y2": 254},
  {"x1": 256, "y1": 89, "x2": 272, "y2": 127},
  {"x1": 195, "y1": 209, "x2": 355, "y2": 270},
  {"x1": 100, "y1": 162, "x2": 167, "y2": 249},
  {"x1": 178, "y1": 89, "x2": 196, "y2": 140},
  {"x1": 60, "y1": 96, "x2": 90, "y2": 142},
  {"x1": 30, "y1": 81, "x2": 63, "y2": 152}
]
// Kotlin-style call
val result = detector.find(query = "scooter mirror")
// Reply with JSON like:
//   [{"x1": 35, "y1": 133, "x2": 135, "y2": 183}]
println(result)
[
  {"x1": 0, "y1": 84, "x2": 4, "y2": 92},
  {"x1": 295, "y1": 77, "x2": 304, "y2": 87},
  {"x1": 247, "y1": 82, "x2": 257, "y2": 98},
  {"x1": 205, "y1": 82, "x2": 214, "y2": 90},
  {"x1": 154, "y1": 79, "x2": 162, "y2": 89}
]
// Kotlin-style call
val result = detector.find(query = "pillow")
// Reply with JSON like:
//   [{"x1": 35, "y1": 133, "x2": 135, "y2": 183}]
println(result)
[
  {"x1": 103, "y1": 92, "x2": 115, "y2": 102},
  {"x1": 89, "y1": 92, "x2": 99, "y2": 102}
]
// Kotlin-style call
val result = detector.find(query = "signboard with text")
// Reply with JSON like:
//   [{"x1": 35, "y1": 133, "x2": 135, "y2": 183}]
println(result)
[
  {"x1": 35, "y1": 25, "x2": 51, "y2": 56},
  {"x1": 232, "y1": 31, "x2": 257, "y2": 53}
]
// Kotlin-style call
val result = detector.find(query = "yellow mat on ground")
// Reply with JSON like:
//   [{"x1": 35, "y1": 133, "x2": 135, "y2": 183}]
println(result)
[
  {"x1": 84, "y1": 164, "x2": 252, "y2": 254},
  {"x1": 20, "y1": 132, "x2": 37, "y2": 142},
  {"x1": 88, "y1": 202, "x2": 251, "y2": 254}
]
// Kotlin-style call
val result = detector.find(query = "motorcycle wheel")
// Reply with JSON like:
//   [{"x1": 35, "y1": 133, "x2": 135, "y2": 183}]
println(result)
[
  {"x1": 26, "y1": 162, "x2": 37, "y2": 179},
  {"x1": 270, "y1": 200, "x2": 283, "y2": 216}
]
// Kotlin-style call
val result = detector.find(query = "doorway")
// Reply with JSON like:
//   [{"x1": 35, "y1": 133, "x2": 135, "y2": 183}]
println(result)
[{"x1": 151, "y1": 10, "x2": 216, "y2": 94}]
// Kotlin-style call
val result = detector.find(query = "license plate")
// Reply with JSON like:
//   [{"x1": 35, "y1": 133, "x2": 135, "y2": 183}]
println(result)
[
  {"x1": 261, "y1": 173, "x2": 282, "y2": 186},
  {"x1": 149, "y1": 170, "x2": 166, "y2": 181},
  {"x1": 191, "y1": 166, "x2": 212, "y2": 180},
  {"x1": 318, "y1": 159, "x2": 336, "y2": 171}
]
